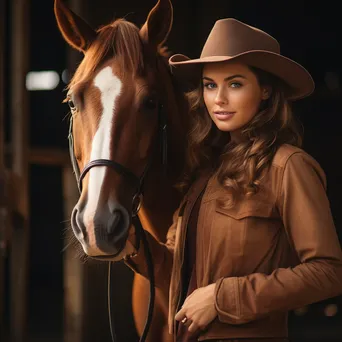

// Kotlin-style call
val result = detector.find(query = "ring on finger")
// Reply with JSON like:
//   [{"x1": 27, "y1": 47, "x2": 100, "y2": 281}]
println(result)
[{"x1": 181, "y1": 316, "x2": 188, "y2": 324}]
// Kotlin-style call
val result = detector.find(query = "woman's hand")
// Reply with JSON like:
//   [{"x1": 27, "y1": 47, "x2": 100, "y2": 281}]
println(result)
[{"x1": 175, "y1": 283, "x2": 217, "y2": 334}]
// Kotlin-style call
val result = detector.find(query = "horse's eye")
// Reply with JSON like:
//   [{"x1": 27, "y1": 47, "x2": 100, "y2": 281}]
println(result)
[
  {"x1": 68, "y1": 99, "x2": 76, "y2": 111},
  {"x1": 143, "y1": 97, "x2": 158, "y2": 111}
]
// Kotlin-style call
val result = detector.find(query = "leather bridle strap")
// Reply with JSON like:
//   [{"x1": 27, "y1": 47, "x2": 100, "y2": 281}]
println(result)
[{"x1": 78, "y1": 159, "x2": 140, "y2": 194}]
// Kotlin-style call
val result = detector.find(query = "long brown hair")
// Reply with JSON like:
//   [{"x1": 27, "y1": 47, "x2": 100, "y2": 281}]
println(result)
[{"x1": 179, "y1": 66, "x2": 303, "y2": 207}]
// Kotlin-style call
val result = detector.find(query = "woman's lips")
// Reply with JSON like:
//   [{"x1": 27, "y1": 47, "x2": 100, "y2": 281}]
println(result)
[{"x1": 213, "y1": 111, "x2": 236, "y2": 121}]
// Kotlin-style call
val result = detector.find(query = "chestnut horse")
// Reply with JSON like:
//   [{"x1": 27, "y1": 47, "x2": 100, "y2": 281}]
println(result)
[{"x1": 54, "y1": 0, "x2": 188, "y2": 341}]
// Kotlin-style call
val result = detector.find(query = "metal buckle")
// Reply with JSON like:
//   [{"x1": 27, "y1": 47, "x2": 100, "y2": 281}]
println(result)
[{"x1": 132, "y1": 193, "x2": 143, "y2": 217}]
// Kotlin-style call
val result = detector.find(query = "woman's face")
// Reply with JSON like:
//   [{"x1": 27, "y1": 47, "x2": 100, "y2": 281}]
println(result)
[{"x1": 202, "y1": 61, "x2": 270, "y2": 141}]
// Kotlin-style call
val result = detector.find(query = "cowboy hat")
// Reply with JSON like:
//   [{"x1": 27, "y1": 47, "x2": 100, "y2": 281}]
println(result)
[{"x1": 169, "y1": 18, "x2": 314, "y2": 100}]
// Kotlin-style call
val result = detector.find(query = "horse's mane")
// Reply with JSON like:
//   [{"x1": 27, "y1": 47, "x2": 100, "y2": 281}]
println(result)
[{"x1": 68, "y1": 18, "x2": 171, "y2": 91}]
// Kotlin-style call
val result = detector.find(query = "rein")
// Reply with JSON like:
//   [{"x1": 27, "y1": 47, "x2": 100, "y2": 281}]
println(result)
[{"x1": 68, "y1": 102, "x2": 168, "y2": 342}]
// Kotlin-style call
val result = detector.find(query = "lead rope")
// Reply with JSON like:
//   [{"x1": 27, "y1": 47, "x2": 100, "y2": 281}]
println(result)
[
  {"x1": 108, "y1": 262, "x2": 117, "y2": 341},
  {"x1": 108, "y1": 217, "x2": 155, "y2": 342}
]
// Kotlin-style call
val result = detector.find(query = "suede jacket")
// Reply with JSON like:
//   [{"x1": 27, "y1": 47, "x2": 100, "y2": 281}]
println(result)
[{"x1": 125, "y1": 144, "x2": 342, "y2": 341}]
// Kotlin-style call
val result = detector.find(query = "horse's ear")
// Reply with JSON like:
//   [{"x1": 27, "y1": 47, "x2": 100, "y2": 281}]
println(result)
[
  {"x1": 54, "y1": 0, "x2": 97, "y2": 53},
  {"x1": 139, "y1": 0, "x2": 173, "y2": 49}
]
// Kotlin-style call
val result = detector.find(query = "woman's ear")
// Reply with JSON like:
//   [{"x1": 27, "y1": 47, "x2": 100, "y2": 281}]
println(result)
[{"x1": 261, "y1": 86, "x2": 272, "y2": 100}]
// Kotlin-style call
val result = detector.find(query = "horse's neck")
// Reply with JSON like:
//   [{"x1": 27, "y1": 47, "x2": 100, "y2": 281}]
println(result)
[
  {"x1": 140, "y1": 163, "x2": 182, "y2": 242},
  {"x1": 139, "y1": 88, "x2": 188, "y2": 242}
]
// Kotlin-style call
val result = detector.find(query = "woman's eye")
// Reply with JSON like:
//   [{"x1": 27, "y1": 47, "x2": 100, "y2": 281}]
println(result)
[
  {"x1": 68, "y1": 99, "x2": 76, "y2": 111},
  {"x1": 230, "y1": 82, "x2": 242, "y2": 88},
  {"x1": 143, "y1": 97, "x2": 158, "y2": 111},
  {"x1": 203, "y1": 83, "x2": 216, "y2": 89}
]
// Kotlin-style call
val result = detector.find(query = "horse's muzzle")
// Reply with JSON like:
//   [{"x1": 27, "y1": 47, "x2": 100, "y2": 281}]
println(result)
[{"x1": 71, "y1": 201, "x2": 131, "y2": 256}]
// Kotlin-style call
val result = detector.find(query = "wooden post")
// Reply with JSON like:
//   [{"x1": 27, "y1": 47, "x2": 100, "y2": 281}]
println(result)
[
  {"x1": 10, "y1": 0, "x2": 30, "y2": 341},
  {"x1": 62, "y1": 166, "x2": 84, "y2": 342},
  {"x1": 0, "y1": 0, "x2": 6, "y2": 339}
]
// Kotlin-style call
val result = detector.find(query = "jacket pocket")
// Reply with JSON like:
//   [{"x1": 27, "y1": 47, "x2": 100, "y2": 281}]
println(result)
[
  {"x1": 215, "y1": 199, "x2": 275, "y2": 220},
  {"x1": 198, "y1": 198, "x2": 280, "y2": 282}
]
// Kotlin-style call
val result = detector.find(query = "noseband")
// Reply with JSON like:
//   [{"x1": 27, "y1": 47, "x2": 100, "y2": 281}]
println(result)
[{"x1": 68, "y1": 102, "x2": 167, "y2": 342}]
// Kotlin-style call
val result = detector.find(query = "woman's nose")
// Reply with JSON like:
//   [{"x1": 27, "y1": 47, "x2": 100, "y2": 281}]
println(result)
[{"x1": 214, "y1": 89, "x2": 228, "y2": 105}]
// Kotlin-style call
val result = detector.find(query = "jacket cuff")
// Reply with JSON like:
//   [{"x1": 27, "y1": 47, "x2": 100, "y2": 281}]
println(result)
[{"x1": 215, "y1": 276, "x2": 242, "y2": 324}]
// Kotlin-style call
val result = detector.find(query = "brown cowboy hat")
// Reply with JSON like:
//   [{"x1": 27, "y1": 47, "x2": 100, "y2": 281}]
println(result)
[{"x1": 169, "y1": 18, "x2": 314, "y2": 100}]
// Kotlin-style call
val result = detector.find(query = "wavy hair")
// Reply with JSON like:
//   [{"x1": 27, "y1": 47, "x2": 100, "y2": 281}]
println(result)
[{"x1": 179, "y1": 66, "x2": 303, "y2": 208}]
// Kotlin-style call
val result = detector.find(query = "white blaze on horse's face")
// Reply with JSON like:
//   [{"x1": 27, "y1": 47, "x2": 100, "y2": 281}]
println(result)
[{"x1": 82, "y1": 66, "x2": 122, "y2": 246}]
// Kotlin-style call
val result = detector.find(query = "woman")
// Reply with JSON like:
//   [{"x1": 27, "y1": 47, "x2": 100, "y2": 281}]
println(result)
[{"x1": 125, "y1": 18, "x2": 342, "y2": 341}]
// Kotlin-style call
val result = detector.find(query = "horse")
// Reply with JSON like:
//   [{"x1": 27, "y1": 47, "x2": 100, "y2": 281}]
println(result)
[{"x1": 54, "y1": 0, "x2": 189, "y2": 341}]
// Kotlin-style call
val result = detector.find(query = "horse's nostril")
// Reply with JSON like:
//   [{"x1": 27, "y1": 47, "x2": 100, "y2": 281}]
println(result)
[
  {"x1": 71, "y1": 207, "x2": 86, "y2": 240},
  {"x1": 107, "y1": 209, "x2": 122, "y2": 235}
]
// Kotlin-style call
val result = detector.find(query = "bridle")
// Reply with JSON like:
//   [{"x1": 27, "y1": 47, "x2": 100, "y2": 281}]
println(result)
[{"x1": 68, "y1": 100, "x2": 168, "y2": 342}]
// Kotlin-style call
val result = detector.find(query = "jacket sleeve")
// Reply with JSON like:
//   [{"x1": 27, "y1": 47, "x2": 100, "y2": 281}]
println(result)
[
  {"x1": 214, "y1": 151, "x2": 342, "y2": 324},
  {"x1": 124, "y1": 202, "x2": 182, "y2": 290}
]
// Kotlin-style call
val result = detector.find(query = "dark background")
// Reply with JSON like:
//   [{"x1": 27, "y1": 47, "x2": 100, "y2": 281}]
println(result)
[{"x1": 3, "y1": 0, "x2": 342, "y2": 341}]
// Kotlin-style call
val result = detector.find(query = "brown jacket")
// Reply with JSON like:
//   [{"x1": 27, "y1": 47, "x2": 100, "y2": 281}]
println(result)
[{"x1": 125, "y1": 144, "x2": 342, "y2": 341}]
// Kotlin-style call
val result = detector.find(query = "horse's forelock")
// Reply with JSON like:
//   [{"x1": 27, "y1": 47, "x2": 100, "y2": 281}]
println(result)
[{"x1": 68, "y1": 19, "x2": 153, "y2": 90}]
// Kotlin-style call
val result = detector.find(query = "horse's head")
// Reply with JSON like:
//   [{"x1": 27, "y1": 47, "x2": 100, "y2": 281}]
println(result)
[{"x1": 54, "y1": 0, "x2": 184, "y2": 258}]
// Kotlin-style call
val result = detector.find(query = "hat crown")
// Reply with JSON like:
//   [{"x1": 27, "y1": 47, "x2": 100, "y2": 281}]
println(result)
[{"x1": 201, "y1": 19, "x2": 280, "y2": 58}]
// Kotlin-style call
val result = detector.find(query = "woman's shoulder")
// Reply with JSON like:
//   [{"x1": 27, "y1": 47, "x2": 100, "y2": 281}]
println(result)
[
  {"x1": 271, "y1": 144, "x2": 327, "y2": 188},
  {"x1": 272, "y1": 144, "x2": 319, "y2": 169}
]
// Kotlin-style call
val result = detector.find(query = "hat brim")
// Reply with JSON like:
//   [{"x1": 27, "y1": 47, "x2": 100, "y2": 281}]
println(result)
[{"x1": 169, "y1": 51, "x2": 314, "y2": 100}]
